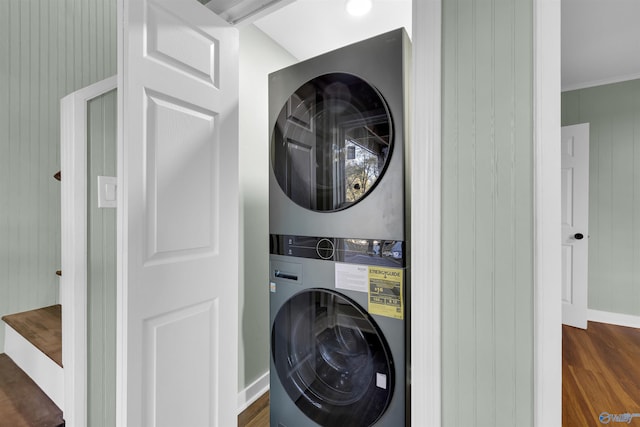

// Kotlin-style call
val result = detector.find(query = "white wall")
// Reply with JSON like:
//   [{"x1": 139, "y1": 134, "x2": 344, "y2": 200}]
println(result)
[{"x1": 238, "y1": 24, "x2": 296, "y2": 392}]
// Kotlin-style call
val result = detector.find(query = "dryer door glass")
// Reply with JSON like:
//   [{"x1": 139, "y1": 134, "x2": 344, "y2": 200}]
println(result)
[
  {"x1": 272, "y1": 289, "x2": 394, "y2": 426},
  {"x1": 271, "y1": 73, "x2": 393, "y2": 212}
]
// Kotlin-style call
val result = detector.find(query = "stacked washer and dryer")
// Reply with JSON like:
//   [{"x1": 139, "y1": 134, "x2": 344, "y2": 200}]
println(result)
[{"x1": 268, "y1": 29, "x2": 411, "y2": 427}]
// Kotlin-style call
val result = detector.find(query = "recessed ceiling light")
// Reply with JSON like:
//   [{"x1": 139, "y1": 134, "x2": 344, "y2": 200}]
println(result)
[{"x1": 345, "y1": 0, "x2": 372, "y2": 17}]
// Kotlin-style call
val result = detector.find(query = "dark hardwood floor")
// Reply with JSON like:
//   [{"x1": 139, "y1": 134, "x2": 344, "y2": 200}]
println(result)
[
  {"x1": 239, "y1": 391, "x2": 269, "y2": 427},
  {"x1": 563, "y1": 321, "x2": 640, "y2": 427},
  {"x1": 246, "y1": 323, "x2": 640, "y2": 427},
  {"x1": 5, "y1": 316, "x2": 630, "y2": 427}
]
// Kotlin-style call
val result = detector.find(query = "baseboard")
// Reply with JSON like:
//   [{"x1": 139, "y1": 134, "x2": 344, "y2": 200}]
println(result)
[
  {"x1": 588, "y1": 309, "x2": 640, "y2": 329},
  {"x1": 237, "y1": 371, "x2": 269, "y2": 414}
]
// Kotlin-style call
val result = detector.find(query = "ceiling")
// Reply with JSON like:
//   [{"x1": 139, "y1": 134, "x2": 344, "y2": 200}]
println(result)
[
  {"x1": 234, "y1": 0, "x2": 640, "y2": 92},
  {"x1": 253, "y1": 0, "x2": 411, "y2": 62},
  {"x1": 562, "y1": 0, "x2": 640, "y2": 91}
]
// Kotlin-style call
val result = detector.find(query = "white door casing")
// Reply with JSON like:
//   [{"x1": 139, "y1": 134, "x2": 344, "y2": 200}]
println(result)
[
  {"x1": 118, "y1": 0, "x2": 239, "y2": 425},
  {"x1": 561, "y1": 123, "x2": 589, "y2": 329},
  {"x1": 533, "y1": 0, "x2": 562, "y2": 425}
]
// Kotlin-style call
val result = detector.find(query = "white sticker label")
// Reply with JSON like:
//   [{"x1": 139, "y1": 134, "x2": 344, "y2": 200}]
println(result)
[
  {"x1": 335, "y1": 262, "x2": 368, "y2": 293},
  {"x1": 270, "y1": 282, "x2": 276, "y2": 293},
  {"x1": 376, "y1": 373, "x2": 387, "y2": 390}
]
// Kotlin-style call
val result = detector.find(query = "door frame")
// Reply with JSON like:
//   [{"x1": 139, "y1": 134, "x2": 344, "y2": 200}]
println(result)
[
  {"x1": 60, "y1": 75, "x2": 118, "y2": 427},
  {"x1": 410, "y1": 2, "x2": 441, "y2": 426},
  {"x1": 533, "y1": 0, "x2": 562, "y2": 424}
]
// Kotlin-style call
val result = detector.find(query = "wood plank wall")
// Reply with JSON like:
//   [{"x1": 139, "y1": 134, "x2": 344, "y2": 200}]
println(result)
[
  {"x1": 87, "y1": 90, "x2": 117, "y2": 427},
  {"x1": 0, "y1": 0, "x2": 116, "y2": 350},
  {"x1": 441, "y1": 0, "x2": 534, "y2": 425}
]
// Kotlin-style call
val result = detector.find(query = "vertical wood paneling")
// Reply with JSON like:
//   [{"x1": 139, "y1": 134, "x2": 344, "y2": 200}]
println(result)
[
  {"x1": 513, "y1": 1, "x2": 534, "y2": 425},
  {"x1": 562, "y1": 79, "x2": 640, "y2": 317},
  {"x1": 442, "y1": 0, "x2": 534, "y2": 425},
  {"x1": 441, "y1": 0, "x2": 461, "y2": 421},
  {"x1": 87, "y1": 90, "x2": 117, "y2": 427},
  {"x1": 0, "y1": 0, "x2": 9, "y2": 320},
  {"x1": 0, "y1": 0, "x2": 116, "y2": 354}
]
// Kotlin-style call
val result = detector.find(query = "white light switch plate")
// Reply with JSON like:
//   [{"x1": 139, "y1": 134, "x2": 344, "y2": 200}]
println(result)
[{"x1": 98, "y1": 176, "x2": 117, "y2": 208}]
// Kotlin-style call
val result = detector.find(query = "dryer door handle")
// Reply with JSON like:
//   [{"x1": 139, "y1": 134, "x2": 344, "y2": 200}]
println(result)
[{"x1": 275, "y1": 270, "x2": 298, "y2": 281}]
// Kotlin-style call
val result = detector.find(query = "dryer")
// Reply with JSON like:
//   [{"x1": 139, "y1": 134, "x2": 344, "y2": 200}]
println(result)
[{"x1": 269, "y1": 29, "x2": 410, "y2": 427}]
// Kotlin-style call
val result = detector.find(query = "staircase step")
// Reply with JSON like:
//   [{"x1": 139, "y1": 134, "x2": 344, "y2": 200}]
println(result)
[
  {"x1": 2, "y1": 305, "x2": 62, "y2": 367},
  {"x1": 2, "y1": 305, "x2": 64, "y2": 410},
  {"x1": 0, "y1": 353, "x2": 64, "y2": 426}
]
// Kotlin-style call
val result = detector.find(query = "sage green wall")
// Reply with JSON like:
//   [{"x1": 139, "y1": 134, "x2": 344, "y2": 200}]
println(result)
[
  {"x1": 441, "y1": 0, "x2": 534, "y2": 425},
  {"x1": 87, "y1": 89, "x2": 117, "y2": 427},
  {"x1": 0, "y1": 0, "x2": 116, "y2": 350},
  {"x1": 237, "y1": 24, "x2": 295, "y2": 390},
  {"x1": 562, "y1": 80, "x2": 640, "y2": 316}
]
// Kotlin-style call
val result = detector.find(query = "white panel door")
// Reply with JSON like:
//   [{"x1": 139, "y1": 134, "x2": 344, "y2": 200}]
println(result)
[
  {"x1": 119, "y1": 0, "x2": 238, "y2": 426},
  {"x1": 561, "y1": 123, "x2": 589, "y2": 329}
]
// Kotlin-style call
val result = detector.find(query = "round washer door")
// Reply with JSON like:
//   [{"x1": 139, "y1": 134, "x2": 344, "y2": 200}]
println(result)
[
  {"x1": 271, "y1": 73, "x2": 393, "y2": 212},
  {"x1": 272, "y1": 288, "x2": 394, "y2": 427}
]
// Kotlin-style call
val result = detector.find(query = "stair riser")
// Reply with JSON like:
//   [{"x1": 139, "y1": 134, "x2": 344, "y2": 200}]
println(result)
[{"x1": 4, "y1": 324, "x2": 64, "y2": 411}]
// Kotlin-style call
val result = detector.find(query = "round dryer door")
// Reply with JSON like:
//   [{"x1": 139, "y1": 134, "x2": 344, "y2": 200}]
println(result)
[
  {"x1": 271, "y1": 73, "x2": 393, "y2": 212},
  {"x1": 272, "y1": 289, "x2": 394, "y2": 427}
]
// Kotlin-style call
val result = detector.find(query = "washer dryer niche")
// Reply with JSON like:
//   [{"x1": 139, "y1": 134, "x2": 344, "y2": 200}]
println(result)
[
  {"x1": 269, "y1": 29, "x2": 411, "y2": 427},
  {"x1": 269, "y1": 28, "x2": 410, "y2": 241}
]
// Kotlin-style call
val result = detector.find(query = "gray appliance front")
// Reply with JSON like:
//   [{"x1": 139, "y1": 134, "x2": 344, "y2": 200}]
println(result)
[
  {"x1": 269, "y1": 254, "x2": 406, "y2": 427},
  {"x1": 268, "y1": 28, "x2": 410, "y2": 427},
  {"x1": 268, "y1": 29, "x2": 410, "y2": 242}
]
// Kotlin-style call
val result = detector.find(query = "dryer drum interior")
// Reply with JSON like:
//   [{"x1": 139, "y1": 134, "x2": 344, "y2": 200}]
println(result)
[
  {"x1": 272, "y1": 288, "x2": 394, "y2": 427},
  {"x1": 271, "y1": 73, "x2": 393, "y2": 212}
]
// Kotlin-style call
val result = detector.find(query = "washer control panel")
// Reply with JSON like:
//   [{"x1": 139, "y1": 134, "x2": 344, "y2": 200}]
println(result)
[
  {"x1": 315, "y1": 238, "x2": 335, "y2": 259},
  {"x1": 270, "y1": 234, "x2": 405, "y2": 267}
]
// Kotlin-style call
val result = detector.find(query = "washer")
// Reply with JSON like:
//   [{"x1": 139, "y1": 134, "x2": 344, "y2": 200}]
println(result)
[{"x1": 269, "y1": 29, "x2": 410, "y2": 427}]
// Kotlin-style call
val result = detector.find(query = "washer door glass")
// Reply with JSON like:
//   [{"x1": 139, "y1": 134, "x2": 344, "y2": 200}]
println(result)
[
  {"x1": 271, "y1": 73, "x2": 393, "y2": 211},
  {"x1": 272, "y1": 289, "x2": 394, "y2": 427}
]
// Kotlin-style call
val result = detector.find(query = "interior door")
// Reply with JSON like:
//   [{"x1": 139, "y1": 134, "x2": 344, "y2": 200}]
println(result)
[
  {"x1": 561, "y1": 123, "x2": 589, "y2": 329},
  {"x1": 119, "y1": 0, "x2": 239, "y2": 425}
]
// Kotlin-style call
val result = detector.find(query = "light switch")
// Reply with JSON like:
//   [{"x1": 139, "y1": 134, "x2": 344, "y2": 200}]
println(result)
[{"x1": 98, "y1": 176, "x2": 117, "y2": 208}]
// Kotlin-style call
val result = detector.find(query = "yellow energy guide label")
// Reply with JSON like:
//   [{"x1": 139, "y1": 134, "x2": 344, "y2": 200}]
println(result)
[
  {"x1": 334, "y1": 263, "x2": 404, "y2": 320},
  {"x1": 368, "y1": 267, "x2": 404, "y2": 320}
]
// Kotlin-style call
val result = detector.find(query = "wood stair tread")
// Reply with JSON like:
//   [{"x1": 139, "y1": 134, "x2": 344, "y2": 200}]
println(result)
[
  {"x1": 2, "y1": 305, "x2": 62, "y2": 368},
  {"x1": 0, "y1": 353, "x2": 64, "y2": 427}
]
